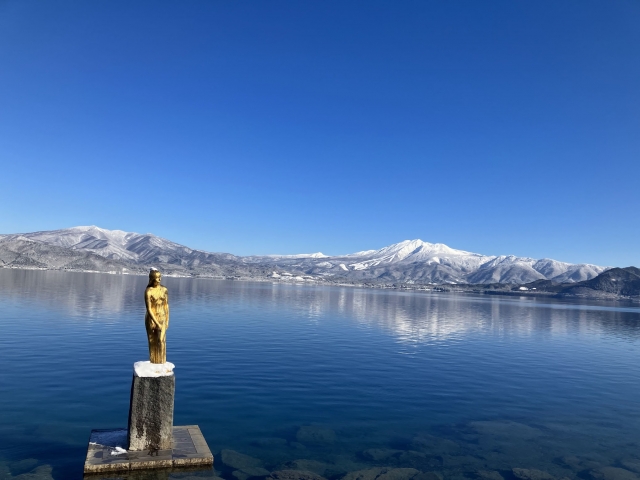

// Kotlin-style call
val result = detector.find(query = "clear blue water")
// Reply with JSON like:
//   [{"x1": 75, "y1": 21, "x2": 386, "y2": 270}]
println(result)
[{"x1": 2, "y1": 269, "x2": 640, "y2": 480}]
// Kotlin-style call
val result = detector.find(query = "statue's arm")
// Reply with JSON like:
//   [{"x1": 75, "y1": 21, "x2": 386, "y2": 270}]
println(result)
[{"x1": 144, "y1": 289, "x2": 160, "y2": 328}]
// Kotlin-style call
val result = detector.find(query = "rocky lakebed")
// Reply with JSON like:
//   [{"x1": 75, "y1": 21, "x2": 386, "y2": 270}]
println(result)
[{"x1": 4, "y1": 419, "x2": 639, "y2": 480}]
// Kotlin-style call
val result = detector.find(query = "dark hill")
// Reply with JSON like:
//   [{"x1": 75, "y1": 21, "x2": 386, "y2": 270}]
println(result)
[{"x1": 559, "y1": 267, "x2": 640, "y2": 298}]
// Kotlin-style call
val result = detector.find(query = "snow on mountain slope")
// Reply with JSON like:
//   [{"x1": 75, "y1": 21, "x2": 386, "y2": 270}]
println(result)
[
  {"x1": 0, "y1": 226, "x2": 267, "y2": 277},
  {"x1": 547, "y1": 263, "x2": 609, "y2": 283},
  {"x1": 0, "y1": 228, "x2": 610, "y2": 285},
  {"x1": 253, "y1": 239, "x2": 609, "y2": 284},
  {"x1": 467, "y1": 256, "x2": 545, "y2": 284},
  {"x1": 353, "y1": 239, "x2": 468, "y2": 262},
  {"x1": 9, "y1": 226, "x2": 187, "y2": 262},
  {"x1": 344, "y1": 240, "x2": 492, "y2": 273},
  {"x1": 244, "y1": 252, "x2": 328, "y2": 262},
  {"x1": 4, "y1": 226, "x2": 242, "y2": 267},
  {"x1": 0, "y1": 235, "x2": 135, "y2": 272}
]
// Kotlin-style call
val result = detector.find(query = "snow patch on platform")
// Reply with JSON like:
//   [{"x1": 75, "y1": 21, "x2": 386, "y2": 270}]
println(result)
[{"x1": 134, "y1": 361, "x2": 175, "y2": 377}]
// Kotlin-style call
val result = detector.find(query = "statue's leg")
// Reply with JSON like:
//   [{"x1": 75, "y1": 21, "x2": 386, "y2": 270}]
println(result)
[
  {"x1": 146, "y1": 324, "x2": 155, "y2": 362},
  {"x1": 160, "y1": 335, "x2": 166, "y2": 364},
  {"x1": 158, "y1": 327, "x2": 166, "y2": 363},
  {"x1": 147, "y1": 326, "x2": 162, "y2": 364}
]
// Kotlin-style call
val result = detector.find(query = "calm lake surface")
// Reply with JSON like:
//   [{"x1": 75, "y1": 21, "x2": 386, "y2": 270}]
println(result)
[{"x1": 2, "y1": 269, "x2": 640, "y2": 480}]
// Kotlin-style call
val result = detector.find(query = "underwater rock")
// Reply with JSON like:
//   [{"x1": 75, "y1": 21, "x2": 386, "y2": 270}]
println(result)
[
  {"x1": 296, "y1": 426, "x2": 336, "y2": 445},
  {"x1": 480, "y1": 422, "x2": 543, "y2": 441},
  {"x1": 180, "y1": 477, "x2": 225, "y2": 480},
  {"x1": 474, "y1": 451, "x2": 512, "y2": 472},
  {"x1": 471, "y1": 422, "x2": 543, "y2": 440},
  {"x1": 512, "y1": 468, "x2": 555, "y2": 480},
  {"x1": 411, "y1": 434, "x2": 460, "y2": 454},
  {"x1": 589, "y1": 467, "x2": 639, "y2": 480},
  {"x1": 12, "y1": 465, "x2": 54, "y2": 480},
  {"x1": 556, "y1": 454, "x2": 603, "y2": 472},
  {"x1": 281, "y1": 460, "x2": 329, "y2": 475},
  {"x1": 361, "y1": 449, "x2": 403, "y2": 462},
  {"x1": 341, "y1": 467, "x2": 435, "y2": 480},
  {"x1": 476, "y1": 470, "x2": 503, "y2": 480},
  {"x1": 342, "y1": 467, "x2": 389, "y2": 480},
  {"x1": 395, "y1": 451, "x2": 441, "y2": 469},
  {"x1": 253, "y1": 438, "x2": 289, "y2": 448},
  {"x1": 233, "y1": 471, "x2": 253, "y2": 480},
  {"x1": 270, "y1": 469, "x2": 328, "y2": 480},
  {"x1": 9, "y1": 459, "x2": 39, "y2": 476},
  {"x1": 233, "y1": 467, "x2": 271, "y2": 480},
  {"x1": 413, "y1": 472, "x2": 443, "y2": 480},
  {"x1": 621, "y1": 461, "x2": 640, "y2": 475},
  {"x1": 557, "y1": 456, "x2": 582, "y2": 471},
  {"x1": 376, "y1": 468, "x2": 420, "y2": 480},
  {"x1": 245, "y1": 467, "x2": 272, "y2": 477},
  {"x1": 220, "y1": 449, "x2": 264, "y2": 470},
  {"x1": 323, "y1": 454, "x2": 371, "y2": 478},
  {"x1": 441, "y1": 455, "x2": 485, "y2": 470}
]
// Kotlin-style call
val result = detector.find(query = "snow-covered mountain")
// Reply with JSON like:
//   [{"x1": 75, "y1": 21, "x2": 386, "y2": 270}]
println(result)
[
  {"x1": 248, "y1": 239, "x2": 609, "y2": 284},
  {"x1": 8, "y1": 226, "x2": 195, "y2": 263},
  {"x1": 0, "y1": 226, "x2": 262, "y2": 278},
  {"x1": 0, "y1": 227, "x2": 609, "y2": 285},
  {"x1": 3, "y1": 226, "x2": 243, "y2": 265}
]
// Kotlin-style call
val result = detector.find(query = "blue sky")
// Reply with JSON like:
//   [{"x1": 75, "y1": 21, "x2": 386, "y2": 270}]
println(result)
[{"x1": 1, "y1": 1, "x2": 638, "y2": 266}]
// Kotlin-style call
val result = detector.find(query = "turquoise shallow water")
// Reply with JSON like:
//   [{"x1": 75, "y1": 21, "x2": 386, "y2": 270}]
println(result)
[{"x1": 1, "y1": 269, "x2": 640, "y2": 480}]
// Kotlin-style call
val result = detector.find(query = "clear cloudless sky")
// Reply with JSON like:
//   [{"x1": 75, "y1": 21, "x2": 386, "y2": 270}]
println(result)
[{"x1": 0, "y1": 0, "x2": 638, "y2": 266}]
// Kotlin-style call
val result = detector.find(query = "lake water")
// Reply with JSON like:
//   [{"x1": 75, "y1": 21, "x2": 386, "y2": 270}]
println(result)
[{"x1": 2, "y1": 269, "x2": 640, "y2": 480}]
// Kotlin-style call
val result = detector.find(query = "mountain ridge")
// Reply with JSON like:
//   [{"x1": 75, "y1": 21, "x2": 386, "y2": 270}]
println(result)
[
  {"x1": 0, "y1": 226, "x2": 610, "y2": 286},
  {"x1": 248, "y1": 237, "x2": 609, "y2": 284}
]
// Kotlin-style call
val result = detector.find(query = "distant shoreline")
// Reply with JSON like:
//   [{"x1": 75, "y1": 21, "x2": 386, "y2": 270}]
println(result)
[{"x1": 2, "y1": 265, "x2": 638, "y2": 304}]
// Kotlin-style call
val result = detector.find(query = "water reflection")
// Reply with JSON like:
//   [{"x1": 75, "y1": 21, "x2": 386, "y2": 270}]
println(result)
[
  {"x1": 0, "y1": 269, "x2": 142, "y2": 317},
  {"x1": 1, "y1": 269, "x2": 638, "y2": 341}
]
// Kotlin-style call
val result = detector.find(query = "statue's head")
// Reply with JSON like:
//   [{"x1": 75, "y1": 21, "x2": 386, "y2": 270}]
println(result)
[{"x1": 147, "y1": 268, "x2": 161, "y2": 287}]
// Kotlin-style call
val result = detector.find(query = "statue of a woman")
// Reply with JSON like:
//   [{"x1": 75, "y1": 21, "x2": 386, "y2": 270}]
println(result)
[{"x1": 144, "y1": 268, "x2": 169, "y2": 364}]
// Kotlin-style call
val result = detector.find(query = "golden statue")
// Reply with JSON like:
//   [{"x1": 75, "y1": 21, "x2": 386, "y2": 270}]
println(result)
[{"x1": 144, "y1": 268, "x2": 169, "y2": 364}]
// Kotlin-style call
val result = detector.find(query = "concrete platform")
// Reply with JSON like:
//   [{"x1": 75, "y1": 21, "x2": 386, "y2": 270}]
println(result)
[{"x1": 84, "y1": 425, "x2": 213, "y2": 474}]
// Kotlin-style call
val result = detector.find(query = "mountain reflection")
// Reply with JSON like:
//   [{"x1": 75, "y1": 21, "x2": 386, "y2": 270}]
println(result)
[
  {"x1": 0, "y1": 269, "x2": 142, "y2": 317},
  {"x1": 0, "y1": 269, "x2": 639, "y2": 339}
]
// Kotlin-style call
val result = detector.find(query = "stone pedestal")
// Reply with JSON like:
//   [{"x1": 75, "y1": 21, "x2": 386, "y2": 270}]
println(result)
[
  {"x1": 84, "y1": 425, "x2": 213, "y2": 473},
  {"x1": 84, "y1": 361, "x2": 213, "y2": 473},
  {"x1": 127, "y1": 361, "x2": 175, "y2": 451}
]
